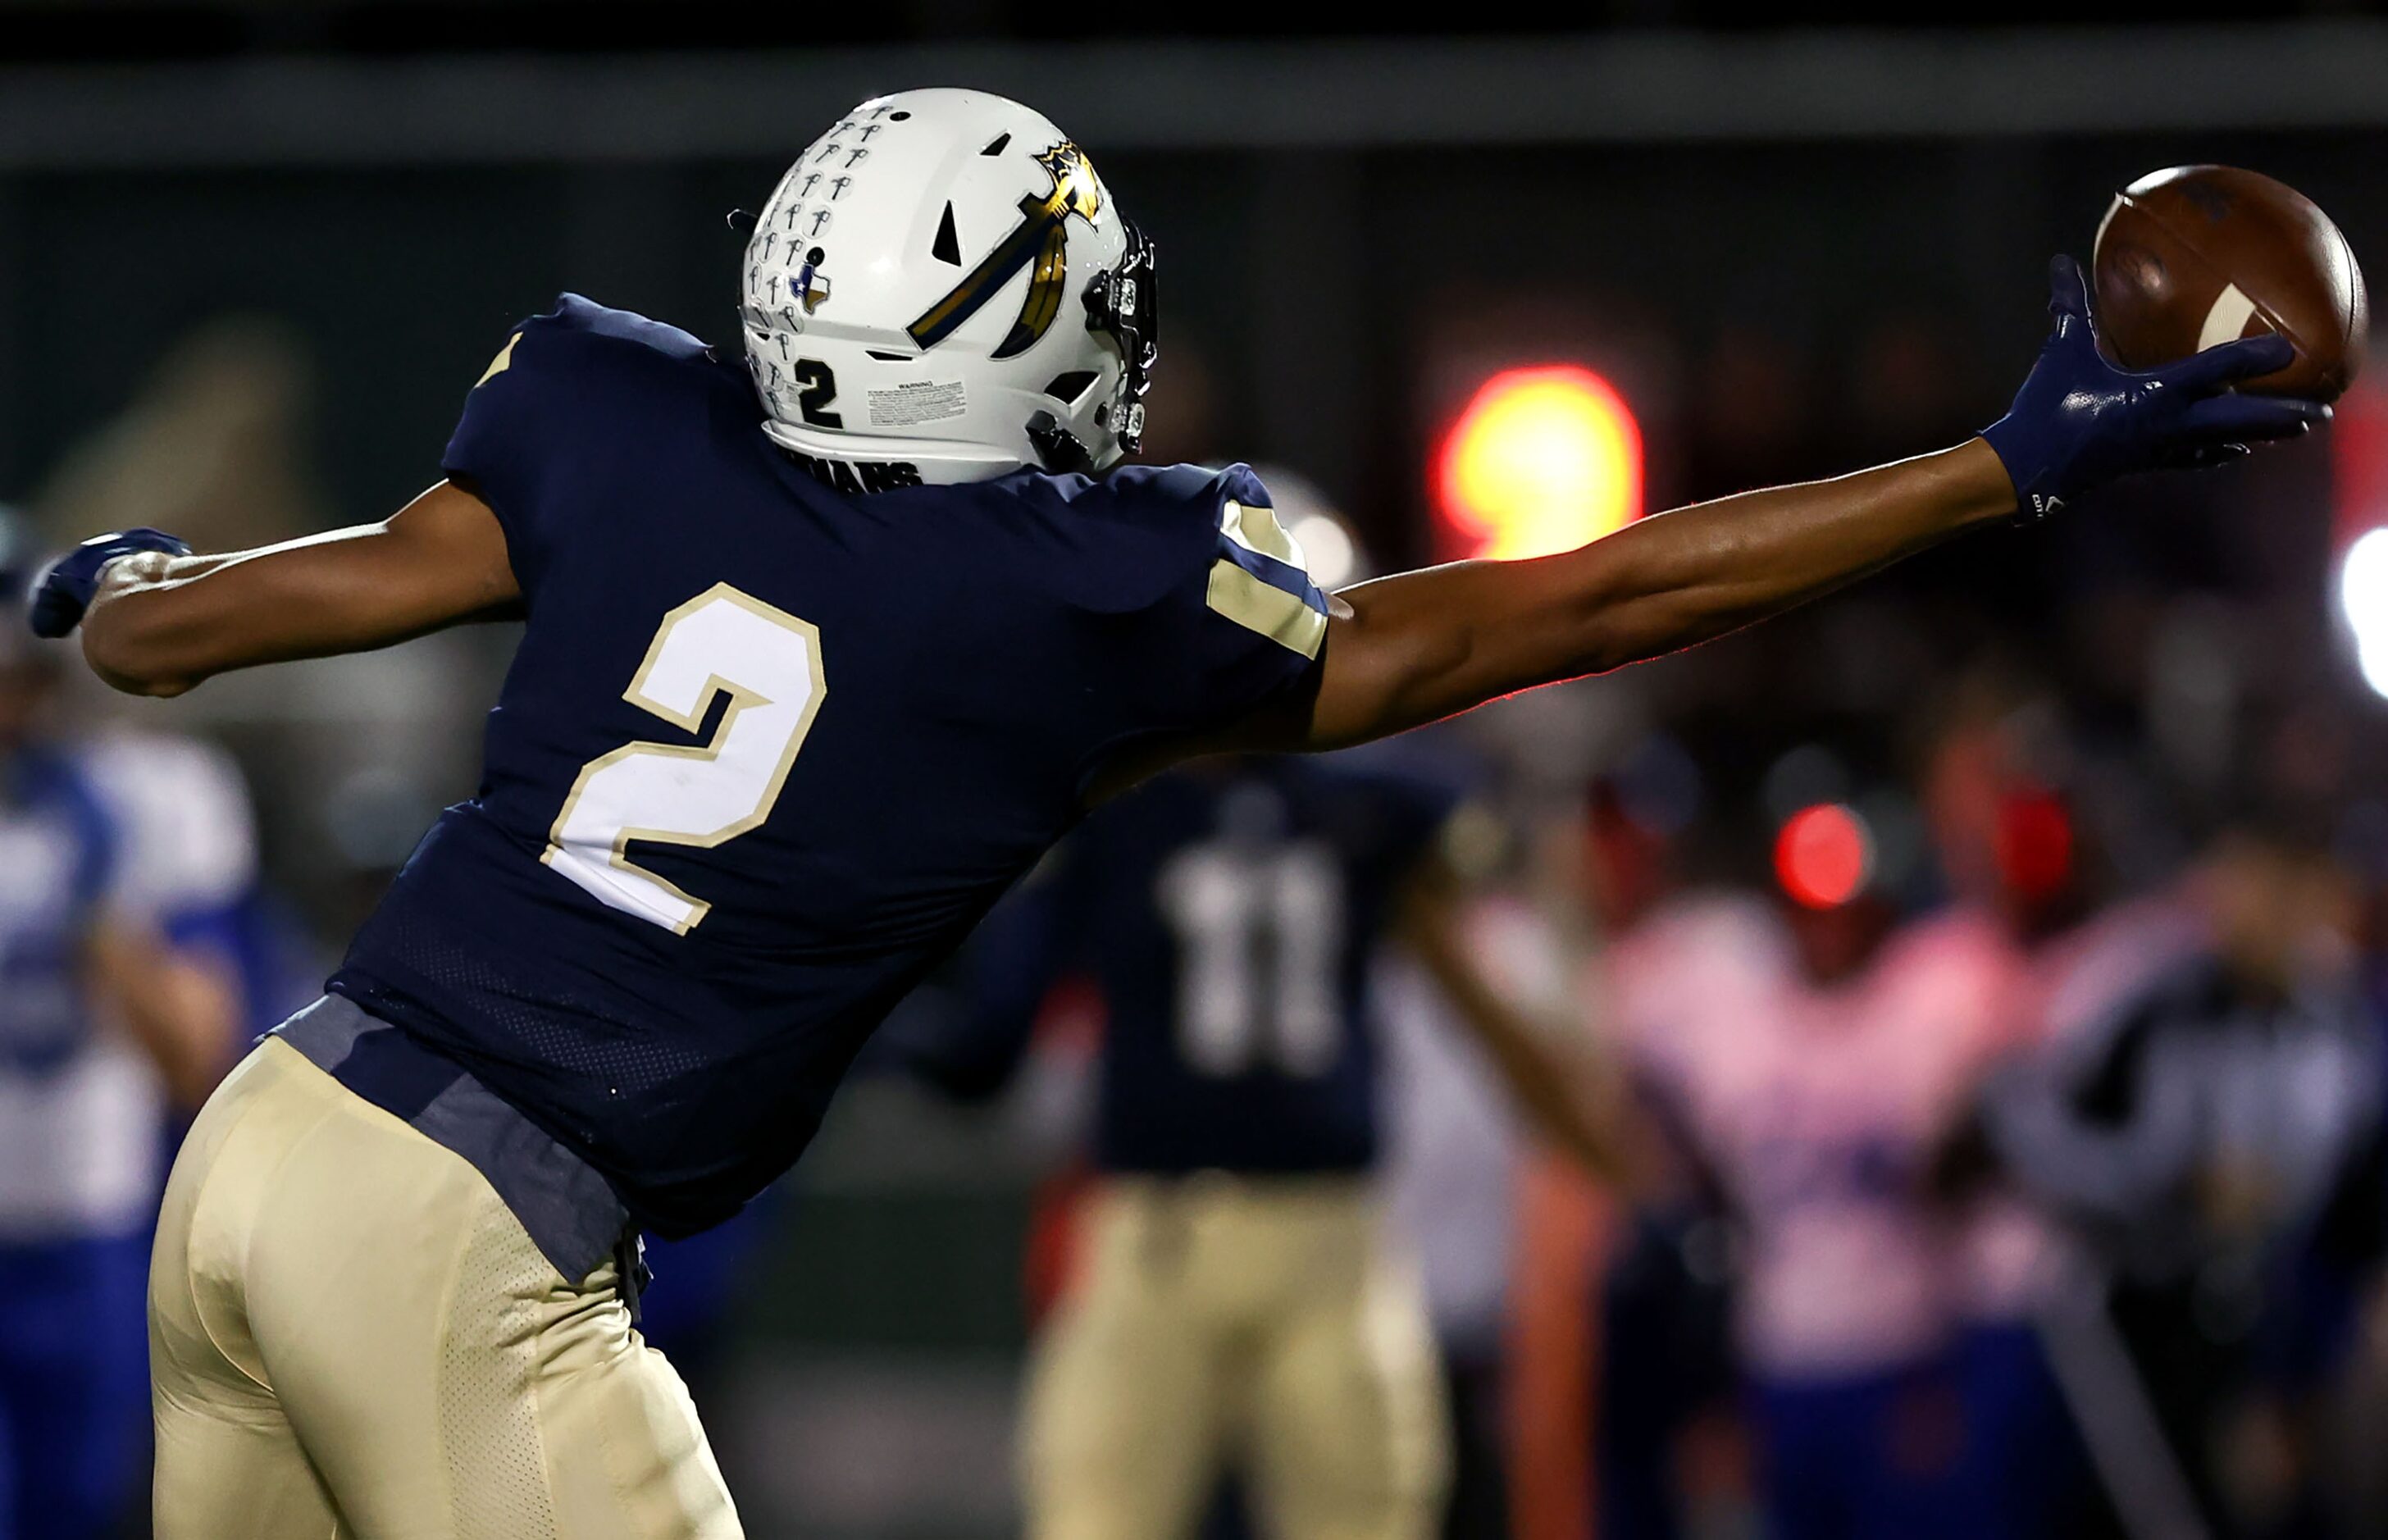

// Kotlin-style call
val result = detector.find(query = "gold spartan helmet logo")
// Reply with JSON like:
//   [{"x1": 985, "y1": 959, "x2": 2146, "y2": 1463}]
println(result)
[{"x1": 907, "y1": 142, "x2": 1106, "y2": 360}]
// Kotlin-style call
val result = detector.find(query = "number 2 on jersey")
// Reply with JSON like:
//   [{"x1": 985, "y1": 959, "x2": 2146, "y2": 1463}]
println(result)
[{"x1": 545, "y1": 583, "x2": 825, "y2": 933}]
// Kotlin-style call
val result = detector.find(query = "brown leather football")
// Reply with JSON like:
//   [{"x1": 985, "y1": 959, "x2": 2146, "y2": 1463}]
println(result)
[{"x1": 2092, "y1": 165, "x2": 2367, "y2": 400}]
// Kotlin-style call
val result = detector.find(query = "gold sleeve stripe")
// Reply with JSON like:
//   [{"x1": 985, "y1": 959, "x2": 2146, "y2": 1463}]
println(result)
[
  {"x1": 475, "y1": 332, "x2": 522, "y2": 388},
  {"x1": 1219, "y1": 500, "x2": 1307, "y2": 571},
  {"x1": 1206, "y1": 558, "x2": 1328, "y2": 659}
]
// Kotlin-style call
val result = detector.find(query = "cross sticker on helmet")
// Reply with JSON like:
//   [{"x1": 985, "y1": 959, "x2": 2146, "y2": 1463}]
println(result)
[{"x1": 906, "y1": 141, "x2": 1107, "y2": 358}]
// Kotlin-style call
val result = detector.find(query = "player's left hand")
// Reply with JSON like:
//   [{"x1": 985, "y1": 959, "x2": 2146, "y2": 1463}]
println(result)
[
  {"x1": 1981, "y1": 254, "x2": 2331, "y2": 520},
  {"x1": 28, "y1": 528, "x2": 191, "y2": 638}
]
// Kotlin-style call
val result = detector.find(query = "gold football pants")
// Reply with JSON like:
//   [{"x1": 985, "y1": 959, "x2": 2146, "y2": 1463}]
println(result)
[
  {"x1": 1022, "y1": 1174, "x2": 1450, "y2": 1540},
  {"x1": 148, "y1": 1037, "x2": 741, "y2": 1539}
]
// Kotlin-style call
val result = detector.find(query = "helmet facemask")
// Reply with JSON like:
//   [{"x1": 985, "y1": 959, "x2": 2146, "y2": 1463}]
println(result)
[{"x1": 1089, "y1": 216, "x2": 1160, "y2": 459}]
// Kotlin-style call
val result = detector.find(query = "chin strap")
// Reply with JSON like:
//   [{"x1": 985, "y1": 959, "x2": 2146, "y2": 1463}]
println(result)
[{"x1": 1026, "y1": 411, "x2": 1094, "y2": 475}]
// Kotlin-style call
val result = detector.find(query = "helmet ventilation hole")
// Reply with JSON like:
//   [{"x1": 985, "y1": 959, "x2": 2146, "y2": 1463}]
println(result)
[
  {"x1": 982, "y1": 133, "x2": 1010, "y2": 157},
  {"x1": 1044, "y1": 371, "x2": 1098, "y2": 403},
  {"x1": 932, "y1": 204, "x2": 961, "y2": 266}
]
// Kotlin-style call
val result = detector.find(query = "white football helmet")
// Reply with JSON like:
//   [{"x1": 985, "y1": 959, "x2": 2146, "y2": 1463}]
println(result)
[{"x1": 739, "y1": 88, "x2": 1157, "y2": 485}]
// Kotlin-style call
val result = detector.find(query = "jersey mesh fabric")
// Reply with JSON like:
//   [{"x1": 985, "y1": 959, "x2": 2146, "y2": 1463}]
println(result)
[{"x1": 440, "y1": 1196, "x2": 562, "y2": 1539}]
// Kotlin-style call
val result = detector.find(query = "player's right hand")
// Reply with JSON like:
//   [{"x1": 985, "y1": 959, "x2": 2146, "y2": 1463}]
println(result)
[
  {"x1": 28, "y1": 528, "x2": 191, "y2": 638},
  {"x1": 1980, "y1": 254, "x2": 2331, "y2": 521}
]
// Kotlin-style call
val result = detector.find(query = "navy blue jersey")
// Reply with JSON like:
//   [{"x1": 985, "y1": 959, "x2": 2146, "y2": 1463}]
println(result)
[
  {"x1": 901, "y1": 754, "x2": 1461, "y2": 1175},
  {"x1": 328, "y1": 296, "x2": 1326, "y2": 1235}
]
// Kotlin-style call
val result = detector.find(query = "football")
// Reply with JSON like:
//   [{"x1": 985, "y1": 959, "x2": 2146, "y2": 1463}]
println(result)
[{"x1": 2091, "y1": 164, "x2": 2367, "y2": 400}]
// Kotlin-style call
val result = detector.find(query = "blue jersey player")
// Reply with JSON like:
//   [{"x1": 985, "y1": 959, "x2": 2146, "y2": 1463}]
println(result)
[
  {"x1": 30, "y1": 86, "x2": 2325, "y2": 1540},
  {"x1": 892, "y1": 749, "x2": 1617, "y2": 1540},
  {"x1": 0, "y1": 522, "x2": 241, "y2": 1540}
]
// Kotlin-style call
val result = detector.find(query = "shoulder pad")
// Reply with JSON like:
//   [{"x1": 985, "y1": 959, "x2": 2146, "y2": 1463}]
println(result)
[
  {"x1": 445, "y1": 296, "x2": 722, "y2": 595},
  {"x1": 1103, "y1": 462, "x2": 1325, "y2": 660},
  {"x1": 962, "y1": 460, "x2": 1327, "y2": 768},
  {"x1": 464, "y1": 294, "x2": 713, "y2": 396},
  {"x1": 524, "y1": 294, "x2": 715, "y2": 365}
]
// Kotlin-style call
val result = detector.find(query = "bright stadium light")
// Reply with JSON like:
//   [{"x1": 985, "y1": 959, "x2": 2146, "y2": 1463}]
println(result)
[
  {"x1": 1435, "y1": 365, "x2": 1643, "y2": 563},
  {"x1": 2342, "y1": 528, "x2": 2388, "y2": 699}
]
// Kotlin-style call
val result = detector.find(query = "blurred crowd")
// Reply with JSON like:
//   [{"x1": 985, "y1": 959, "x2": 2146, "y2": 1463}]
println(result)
[
  {"x1": 858, "y1": 638, "x2": 2388, "y2": 1540},
  {"x1": 1520, "y1": 700, "x2": 2388, "y2": 1540},
  {"x1": 5, "y1": 302, "x2": 2388, "y2": 1540}
]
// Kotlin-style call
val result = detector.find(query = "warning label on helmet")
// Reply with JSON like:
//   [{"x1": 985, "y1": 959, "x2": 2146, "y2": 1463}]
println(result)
[{"x1": 868, "y1": 380, "x2": 968, "y2": 429}]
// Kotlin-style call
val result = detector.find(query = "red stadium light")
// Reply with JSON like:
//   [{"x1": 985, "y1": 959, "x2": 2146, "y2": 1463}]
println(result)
[
  {"x1": 1775, "y1": 803, "x2": 1874, "y2": 910},
  {"x1": 1435, "y1": 365, "x2": 1643, "y2": 563}
]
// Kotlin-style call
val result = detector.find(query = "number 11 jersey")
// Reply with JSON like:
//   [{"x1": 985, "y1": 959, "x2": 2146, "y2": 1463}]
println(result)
[{"x1": 329, "y1": 296, "x2": 1328, "y2": 1237}]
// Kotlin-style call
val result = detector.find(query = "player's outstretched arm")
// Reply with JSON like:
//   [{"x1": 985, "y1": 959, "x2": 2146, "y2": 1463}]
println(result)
[
  {"x1": 47, "y1": 480, "x2": 518, "y2": 697},
  {"x1": 1247, "y1": 257, "x2": 2326, "y2": 754},
  {"x1": 1297, "y1": 440, "x2": 2017, "y2": 749}
]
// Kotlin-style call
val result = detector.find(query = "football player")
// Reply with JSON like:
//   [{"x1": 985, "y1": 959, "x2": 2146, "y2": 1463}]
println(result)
[
  {"x1": 0, "y1": 519, "x2": 244, "y2": 1540},
  {"x1": 892, "y1": 749, "x2": 1616, "y2": 1540},
  {"x1": 28, "y1": 88, "x2": 2323, "y2": 1539},
  {"x1": 1615, "y1": 804, "x2": 2018, "y2": 1540}
]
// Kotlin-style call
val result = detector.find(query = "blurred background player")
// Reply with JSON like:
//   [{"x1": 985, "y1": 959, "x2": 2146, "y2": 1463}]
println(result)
[
  {"x1": 1918, "y1": 690, "x2": 2176, "y2": 1540},
  {"x1": 889, "y1": 542, "x2": 1622, "y2": 1539},
  {"x1": 1985, "y1": 808, "x2": 2385, "y2": 1538},
  {"x1": 1375, "y1": 786, "x2": 1612, "y2": 1540},
  {"x1": 1612, "y1": 786, "x2": 2016, "y2": 1540},
  {"x1": 1566, "y1": 750, "x2": 1758, "y2": 1540},
  {"x1": 0, "y1": 513, "x2": 246, "y2": 1540}
]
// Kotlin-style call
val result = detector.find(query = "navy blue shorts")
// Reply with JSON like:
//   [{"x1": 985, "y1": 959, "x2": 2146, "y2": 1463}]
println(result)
[
  {"x1": 0, "y1": 1228, "x2": 152, "y2": 1540},
  {"x1": 1750, "y1": 1357, "x2": 1975, "y2": 1540}
]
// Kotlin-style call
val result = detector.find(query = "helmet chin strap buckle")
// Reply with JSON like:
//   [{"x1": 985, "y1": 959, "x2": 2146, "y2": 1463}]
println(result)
[{"x1": 1027, "y1": 412, "x2": 1094, "y2": 476}]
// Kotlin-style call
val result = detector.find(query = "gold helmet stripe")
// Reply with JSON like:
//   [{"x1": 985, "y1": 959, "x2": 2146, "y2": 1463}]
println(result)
[{"x1": 907, "y1": 143, "x2": 1104, "y2": 357}]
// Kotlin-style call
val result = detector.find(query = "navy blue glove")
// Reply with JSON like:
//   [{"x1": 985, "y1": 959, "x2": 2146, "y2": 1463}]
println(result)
[
  {"x1": 27, "y1": 528, "x2": 191, "y2": 638},
  {"x1": 1982, "y1": 255, "x2": 2329, "y2": 520}
]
